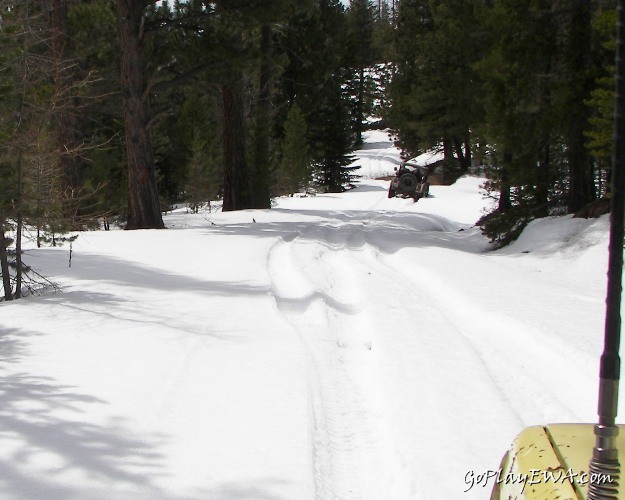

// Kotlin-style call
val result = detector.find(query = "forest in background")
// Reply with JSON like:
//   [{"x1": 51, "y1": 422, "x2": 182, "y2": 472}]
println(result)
[{"x1": 0, "y1": 0, "x2": 619, "y2": 300}]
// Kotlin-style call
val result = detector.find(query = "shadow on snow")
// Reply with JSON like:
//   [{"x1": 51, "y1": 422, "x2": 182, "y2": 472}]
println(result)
[
  {"x1": 202, "y1": 208, "x2": 488, "y2": 255},
  {"x1": 0, "y1": 327, "x2": 167, "y2": 499}
]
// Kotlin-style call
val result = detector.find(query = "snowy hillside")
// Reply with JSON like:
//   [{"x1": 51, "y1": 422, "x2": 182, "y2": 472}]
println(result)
[{"x1": 0, "y1": 131, "x2": 616, "y2": 499}]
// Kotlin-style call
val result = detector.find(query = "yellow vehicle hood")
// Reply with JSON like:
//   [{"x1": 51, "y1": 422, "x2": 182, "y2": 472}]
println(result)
[{"x1": 495, "y1": 423, "x2": 624, "y2": 499}]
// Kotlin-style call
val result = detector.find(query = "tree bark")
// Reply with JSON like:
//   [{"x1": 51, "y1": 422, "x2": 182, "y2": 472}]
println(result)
[
  {"x1": 221, "y1": 70, "x2": 249, "y2": 211},
  {"x1": 50, "y1": 0, "x2": 84, "y2": 227},
  {"x1": 118, "y1": 0, "x2": 164, "y2": 229},
  {"x1": 452, "y1": 136, "x2": 471, "y2": 172},
  {"x1": 568, "y1": 124, "x2": 595, "y2": 212},
  {"x1": 566, "y1": 0, "x2": 595, "y2": 212},
  {"x1": 498, "y1": 150, "x2": 512, "y2": 212},
  {"x1": 534, "y1": 142, "x2": 551, "y2": 217},
  {"x1": 354, "y1": 66, "x2": 365, "y2": 147},
  {"x1": 250, "y1": 24, "x2": 273, "y2": 209},
  {"x1": 0, "y1": 213, "x2": 13, "y2": 302},
  {"x1": 221, "y1": 30, "x2": 251, "y2": 212},
  {"x1": 14, "y1": 149, "x2": 23, "y2": 299}
]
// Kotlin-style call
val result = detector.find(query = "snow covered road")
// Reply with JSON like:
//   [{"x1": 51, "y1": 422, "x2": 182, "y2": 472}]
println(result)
[
  {"x1": 262, "y1": 194, "x2": 551, "y2": 499},
  {"x1": 0, "y1": 175, "x2": 615, "y2": 499}
]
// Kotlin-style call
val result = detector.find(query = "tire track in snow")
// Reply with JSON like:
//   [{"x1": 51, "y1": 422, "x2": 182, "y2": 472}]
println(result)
[
  {"x1": 386, "y1": 253, "x2": 589, "y2": 424},
  {"x1": 344, "y1": 207, "x2": 592, "y2": 419},
  {"x1": 332, "y1": 244, "x2": 529, "y2": 498},
  {"x1": 267, "y1": 224, "x2": 524, "y2": 499},
  {"x1": 264, "y1": 208, "x2": 592, "y2": 498},
  {"x1": 267, "y1": 232, "x2": 409, "y2": 500}
]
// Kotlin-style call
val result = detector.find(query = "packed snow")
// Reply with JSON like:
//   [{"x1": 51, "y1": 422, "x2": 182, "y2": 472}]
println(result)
[{"x1": 0, "y1": 129, "x2": 618, "y2": 499}]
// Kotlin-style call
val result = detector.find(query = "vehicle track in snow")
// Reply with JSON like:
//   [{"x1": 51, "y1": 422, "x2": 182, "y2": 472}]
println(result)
[
  {"x1": 266, "y1": 208, "x2": 596, "y2": 499},
  {"x1": 266, "y1": 217, "x2": 535, "y2": 498},
  {"x1": 383, "y1": 252, "x2": 595, "y2": 424},
  {"x1": 330, "y1": 241, "x2": 531, "y2": 497},
  {"x1": 341, "y1": 228, "x2": 600, "y2": 498},
  {"x1": 268, "y1": 230, "x2": 409, "y2": 500}
]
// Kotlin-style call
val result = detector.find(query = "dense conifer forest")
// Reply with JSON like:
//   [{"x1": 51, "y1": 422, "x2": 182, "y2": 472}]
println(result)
[{"x1": 0, "y1": 0, "x2": 618, "y2": 299}]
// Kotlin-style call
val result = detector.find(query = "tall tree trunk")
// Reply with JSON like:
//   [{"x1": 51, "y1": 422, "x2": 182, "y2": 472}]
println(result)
[
  {"x1": 452, "y1": 136, "x2": 471, "y2": 172},
  {"x1": 454, "y1": 134, "x2": 472, "y2": 172},
  {"x1": 0, "y1": 213, "x2": 13, "y2": 302},
  {"x1": 535, "y1": 47, "x2": 553, "y2": 218},
  {"x1": 443, "y1": 138, "x2": 454, "y2": 161},
  {"x1": 50, "y1": 0, "x2": 83, "y2": 227},
  {"x1": 498, "y1": 150, "x2": 512, "y2": 212},
  {"x1": 354, "y1": 66, "x2": 365, "y2": 146},
  {"x1": 14, "y1": 149, "x2": 24, "y2": 299},
  {"x1": 221, "y1": 72, "x2": 249, "y2": 211},
  {"x1": 568, "y1": 127, "x2": 595, "y2": 212},
  {"x1": 221, "y1": 32, "x2": 250, "y2": 212},
  {"x1": 118, "y1": 0, "x2": 164, "y2": 229},
  {"x1": 535, "y1": 141, "x2": 550, "y2": 217},
  {"x1": 566, "y1": 0, "x2": 595, "y2": 213},
  {"x1": 250, "y1": 24, "x2": 272, "y2": 209}
]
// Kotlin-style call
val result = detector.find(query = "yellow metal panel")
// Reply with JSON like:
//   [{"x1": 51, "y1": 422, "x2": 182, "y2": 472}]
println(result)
[
  {"x1": 495, "y1": 424, "x2": 625, "y2": 499},
  {"x1": 497, "y1": 425, "x2": 579, "y2": 499},
  {"x1": 546, "y1": 424, "x2": 624, "y2": 499}
]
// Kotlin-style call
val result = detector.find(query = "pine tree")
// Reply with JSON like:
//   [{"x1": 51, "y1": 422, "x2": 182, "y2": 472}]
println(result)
[
  {"x1": 220, "y1": 30, "x2": 251, "y2": 211},
  {"x1": 474, "y1": 0, "x2": 613, "y2": 244},
  {"x1": 559, "y1": 0, "x2": 597, "y2": 212},
  {"x1": 250, "y1": 23, "x2": 274, "y2": 208},
  {"x1": 474, "y1": 0, "x2": 560, "y2": 242},
  {"x1": 387, "y1": 0, "x2": 482, "y2": 177},
  {"x1": 586, "y1": 5, "x2": 617, "y2": 196},
  {"x1": 185, "y1": 130, "x2": 221, "y2": 212},
  {"x1": 345, "y1": 0, "x2": 378, "y2": 146},
  {"x1": 275, "y1": 0, "x2": 358, "y2": 193},
  {"x1": 277, "y1": 103, "x2": 312, "y2": 195},
  {"x1": 67, "y1": 0, "x2": 126, "y2": 223},
  {"x1": 117, "y1": 0, "x2": 165, "y2": 229},
  {"x1": 0, "y1": 0, "x2": 80, "y2": 297},
  {"x1": 206, "y1": 0, "x2": 311, "y2": 211},
  {"x1": 311, "y1": 71, "x2": 359, "y2": 192}
]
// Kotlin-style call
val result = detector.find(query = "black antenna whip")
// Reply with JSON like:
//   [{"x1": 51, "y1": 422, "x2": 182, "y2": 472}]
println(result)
[{"x1": 588, "y1": 1, "x2": 625, "y2": 498}]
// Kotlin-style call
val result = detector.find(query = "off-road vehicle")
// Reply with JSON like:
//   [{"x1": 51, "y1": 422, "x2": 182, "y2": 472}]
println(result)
[{"x1": 388, "y1": 162, "x2": 430, "y2": 201}]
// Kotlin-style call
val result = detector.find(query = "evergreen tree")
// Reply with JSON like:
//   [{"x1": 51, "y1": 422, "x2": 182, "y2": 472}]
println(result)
[
  {"x1": 219, "y1": 27, "x2": 251, "y2": 212},
  {"x1": 345, "y1": 0, "x2": 378, "y2": 145},
  {"x1": 250, "y1": 23, "x2": 274, "y2": 208},
  {"x1": 311, "y1": 71, "x2": 359, "y2": 192},
  {"x1": 372, "y1": 0, "x2": 395, "y2": 62},
  {"x1": 0, "y1": 0, "x2": 81, "y2": 297},
  {"x1": 275, "y1": 0, "x2": 358, "y2": 193},
  {"x1": 477, "y1": 0, "x2": 557, "y2": 201},
  {"x1": 559, "y1": 0, "x2": 597, "y2": 213},
  {"x1": 586, "y1": 5, "x2": 617, "y2": 196},
  {"x1": 184, "y1": 0, "x2": 310, "y2": 211},
  {"x1": 474, "y1": 0, "x2": 614, "y2": 244},
  {"x1": 475, "y1": 0, "x2": 561, "y2": 242},
  {"x1": 68, "y1": 0, "x2": 127, "y2": 223},
  {"x1": 277, "y1": 103, "x2": 312, "y2": 195},
  {"x1": 244, "y1": 1, "x2": 313, "y2": 208},
  {"x1": 117, "y1": 0, "x2": 165, "y2": 229},
  {"x1": 386, "y1": 0, "x2": 482, "y2": 179},
  {"x1": 185, "y1": 130, "x2": 221, "y2": 212}
]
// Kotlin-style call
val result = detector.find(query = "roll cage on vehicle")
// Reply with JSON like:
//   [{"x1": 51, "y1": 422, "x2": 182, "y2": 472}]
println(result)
[{"x1": 388, "y1": 162, "x2": 430, "y2": 201}]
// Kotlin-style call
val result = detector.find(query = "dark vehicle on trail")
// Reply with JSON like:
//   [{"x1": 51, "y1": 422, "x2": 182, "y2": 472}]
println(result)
[{"x1": 388, "y1": 162, "x2": 430, "y2": 201}]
